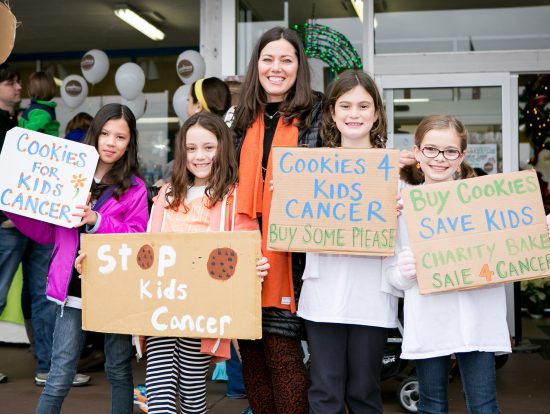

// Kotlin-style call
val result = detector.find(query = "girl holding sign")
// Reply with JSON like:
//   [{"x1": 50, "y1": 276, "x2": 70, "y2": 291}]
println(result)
[
  {"x1": 9, "y1": 103, "x2": 149, "y2": 414},
  {"x1": 146, "y1": 111, "x2": 269, "y2": 414},
  {"x1": 296, "y1": 70, "x2": 400, "y2": 414},
  {"x1": 387, "y1": 114, "x2": 511, "y2": 414}
]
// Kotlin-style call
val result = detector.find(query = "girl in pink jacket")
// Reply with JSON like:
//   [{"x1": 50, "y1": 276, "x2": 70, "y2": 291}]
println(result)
[
  {"x1": 146, "y1": 112, "x2": 268, "y2": 414},
  {"x1": 9, "y1": 103, "x2": 149, "y2": 414}
]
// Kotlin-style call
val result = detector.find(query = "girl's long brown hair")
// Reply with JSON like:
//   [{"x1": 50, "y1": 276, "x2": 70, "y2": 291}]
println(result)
[
  {"x1": 401, "y1": 114, "x2": 476, "y2": 185},
  {"x1": 321, "y1": 70, "x2": 387, "y2": 148},
  {"x1": 168, "y1": 112, "x2": 238, "y2": 211}
]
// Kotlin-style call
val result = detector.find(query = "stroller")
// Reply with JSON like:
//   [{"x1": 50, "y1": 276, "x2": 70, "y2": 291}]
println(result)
[{"x1": 382, "y1": 321, "x2": 418, "y2": 413}]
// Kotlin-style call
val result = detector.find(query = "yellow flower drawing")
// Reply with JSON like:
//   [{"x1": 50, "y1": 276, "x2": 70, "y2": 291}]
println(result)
[{"x1": 71, "y1": 174, "x2": 86, "y2": 198}]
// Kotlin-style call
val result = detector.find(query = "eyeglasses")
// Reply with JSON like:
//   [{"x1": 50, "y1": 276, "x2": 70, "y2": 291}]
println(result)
[{"x1": 420, "y1": 146, "x2": 462, "y2": 160}]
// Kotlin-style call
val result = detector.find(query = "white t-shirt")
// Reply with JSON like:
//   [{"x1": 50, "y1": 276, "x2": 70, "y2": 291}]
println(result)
[
  {"x1": 386, "y1": 188, "x2": 511, "y2": 359},
  {"x1": 297, "y1": 252, "x2": 399, "y2": 328}
]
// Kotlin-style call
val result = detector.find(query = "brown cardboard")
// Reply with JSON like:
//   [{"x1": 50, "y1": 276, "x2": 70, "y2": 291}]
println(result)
[
  {"x1": 402, "y1": 169, "x2": 550, "y2": 294},
  {"x1": 0, "y1": 3, "x2": 16, "y2": 64},
  {"x1": 268, "y1": 147, "x2": 399, "y2": 255},
  {"x1": 81, "y1": 231, "x2": 262, "y2": 339}
]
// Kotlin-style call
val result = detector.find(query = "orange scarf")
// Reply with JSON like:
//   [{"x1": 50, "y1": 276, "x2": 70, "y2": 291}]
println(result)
[{"x1": 237, "y1": 115, "x2": 298, "y2": 311}]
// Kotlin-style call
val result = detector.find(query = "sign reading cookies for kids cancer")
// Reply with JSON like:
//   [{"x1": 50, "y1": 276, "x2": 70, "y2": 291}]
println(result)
[
  {"x1": 402, "y1": 169, "x2": 550, "y2": 294},
  {"x1": 0, "y1": 127, "x2": 99, "y2": 228},
  {"x1": 81, "y1": 231, "x2": 262, "y2": 339},
  {"x1": 268, "y1": 147, "x2": 399, "y2": 255}
]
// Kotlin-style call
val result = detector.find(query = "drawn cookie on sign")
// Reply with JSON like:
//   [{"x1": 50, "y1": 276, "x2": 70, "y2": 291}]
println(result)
[
  {"x1": 136, "y1": 244, "x2": 154, "y2": 269},
  {"x1": 207, "y1": 247, "x2": 238, "y2": 281}
]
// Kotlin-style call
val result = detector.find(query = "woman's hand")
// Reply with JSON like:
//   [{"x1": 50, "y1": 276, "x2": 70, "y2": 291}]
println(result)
[
  {"x1": 256, "y1": 256, "x2": 270, "y2": 282},
  {"x1": 398, "y1": 248, "x2": 417, "y2": 280},
  {"x1": 399, "y1": 149, "x2": 416, "y2": 169},
  {"x1": 75, "y1": 251, "x2": 86, "y2": 277}
]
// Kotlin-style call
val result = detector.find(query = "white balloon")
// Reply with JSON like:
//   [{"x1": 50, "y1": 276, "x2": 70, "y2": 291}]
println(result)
[
  {"x1": 173, "y1": 84, "x2": 191, "y2": 122},
  {"x1": 80, "y1": 49, "x2": 109, "y2": 84},
  {"x1": 115, "y1": 62, "x2": 145, "y2": 100},
  {"x1": 60, "y1": 75, "x2": 88, "y2": 108},
  {"x1": 176, "y1": 50, "x2": 205, "y2": 84},
  {"x1": 122, "y1": 93, "x2": 147, "y2": 120}
]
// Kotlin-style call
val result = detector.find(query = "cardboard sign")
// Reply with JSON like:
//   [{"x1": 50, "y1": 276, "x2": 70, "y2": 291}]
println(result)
[
  {"x1": 402, "y1": 169, "x2": 550, "y2": 294},
  {"x1": 268, "y1": 147, "x2": 399, "y2": 255},
  {"x1": 81, "y1": 231, "x2": 262, "y2": 339},
  {"x1": 0, "y1": 127, "x2": 99, "y2": 228}
]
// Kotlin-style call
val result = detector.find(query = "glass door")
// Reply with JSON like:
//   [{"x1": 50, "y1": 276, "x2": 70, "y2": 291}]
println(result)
[{"x1": 377, "y1": 73, "x2": 518, "y2": 173}]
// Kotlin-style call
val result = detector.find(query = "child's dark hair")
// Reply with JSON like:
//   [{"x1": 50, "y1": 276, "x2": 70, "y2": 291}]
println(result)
[
  {"x1": 65, "y1": 112, "x2": 93, "y2": 135},
  {"x1": 83, "y1": 103, "x2": 140, "y2": 199},
  {"x1": 189, "y1": 77, "x2": 231, "y2": 116},
  {"x1": 168, "y1": 112, "x2": 238, "y2": 211},
  {"x1": 401, "y1": 114, "x2": 476, "y2": 185},
  {"x1": 321, "y1": 70, "x2": 387, "y2": 148},
  {"x1": 27, "y1": 71, "x2": 56, "y2": 101}
]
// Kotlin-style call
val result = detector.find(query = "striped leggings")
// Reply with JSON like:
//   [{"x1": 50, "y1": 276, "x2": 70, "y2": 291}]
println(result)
[{"x1": 146, "y1": 337, "x2": 212, "y2": 414}]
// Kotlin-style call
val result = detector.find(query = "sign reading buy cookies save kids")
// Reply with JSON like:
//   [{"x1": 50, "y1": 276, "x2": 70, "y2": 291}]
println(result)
[
  {"x1": 0, "y1": 127, "x2": 99, "y2": 228},
  {"x1": 81, "y1": 231, "x2": 262, "y2": 339},
  {"x1": 402, "y1": 169, "x2": 550, "y2": 294},
  {"x1": 268, "y1": 147, "x2": 399, "y2": 255}
]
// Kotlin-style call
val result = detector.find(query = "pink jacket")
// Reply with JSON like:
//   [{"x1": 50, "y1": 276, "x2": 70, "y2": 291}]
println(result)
[
  {"x1": 149, "y1": 183, "x2": 259, "y2": 360},
  {"x1": 7, "y1": 176, "x2": 149, "y2": 304}
]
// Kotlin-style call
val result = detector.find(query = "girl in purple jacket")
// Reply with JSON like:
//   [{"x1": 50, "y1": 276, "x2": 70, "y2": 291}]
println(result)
[{"x1": 8, "y1": 103, "x2": 149, "y2": 414}]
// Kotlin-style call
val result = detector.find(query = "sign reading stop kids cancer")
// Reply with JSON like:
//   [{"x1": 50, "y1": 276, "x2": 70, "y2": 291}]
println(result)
[{"x1": 0, "y1": 127, "x2": 99, "y2": 228}]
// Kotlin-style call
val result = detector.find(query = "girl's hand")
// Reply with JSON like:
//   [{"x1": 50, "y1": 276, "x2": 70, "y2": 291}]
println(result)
[
  {"x1": 398, "y1": 248, "x2": 417, "y2": 280},
  {"x1": 396, "y1": 194, "x2": 404, "y2": 217},
  {"x1": 269, "y1": 179, "x2": 274, "y2": 192},
  {"x1": 75, "y1": 251, "x2": 86, "y2": 277},
  {"x1": 399, "y1": 150, "x2": 416, "y2": 169},
  {"x1": 547, "y1": 214, "x2": 550, "y2": 238},
  {"x1": 72, "y1": 192, "x2": 96, "y2": 228},
  {"x1": 256, "y1": 256, "x2": 270, "y2": 281}
]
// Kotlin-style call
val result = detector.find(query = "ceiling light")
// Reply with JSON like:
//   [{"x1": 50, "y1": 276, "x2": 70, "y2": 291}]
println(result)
[
  {"x1": 114, "y1": 4, "x2": 165, "y2": 41},
  {"x1": 393, "y1": 98, "x2": 430, "y2": 103}
]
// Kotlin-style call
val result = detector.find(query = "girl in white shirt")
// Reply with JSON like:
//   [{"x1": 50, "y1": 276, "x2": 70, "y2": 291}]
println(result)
[
  {"x1": 297, "y1": 70, "x2": 399, "y2": 414},
  {"x1": 387, "y1": 114, "x2": 511, "y2": 414}
]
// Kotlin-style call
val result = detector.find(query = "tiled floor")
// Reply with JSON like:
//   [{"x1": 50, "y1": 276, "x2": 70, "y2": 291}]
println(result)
[{"x1": 1, "y1": 317, "x2": 550, "y2": 413}]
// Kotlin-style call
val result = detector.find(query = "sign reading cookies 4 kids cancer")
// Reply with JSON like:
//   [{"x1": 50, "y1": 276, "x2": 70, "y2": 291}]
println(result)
[
  {"x1": 0, "y1": 127, "x2": 99, "y2": 228},
  {"x1": 81, "y1": 231, "x2": 262, "y2": 339},
  {"x1": 268, "y1": 147, "x2": 399, "y2": 255},
  {"x1": 402, "y1": 169, "x2": 550, "y2": 294}
]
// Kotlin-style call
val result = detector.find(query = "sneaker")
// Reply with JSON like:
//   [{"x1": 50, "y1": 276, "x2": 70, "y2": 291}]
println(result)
[
  {"x1": 241, "y1": 407, "x2": 252, "y2": 414},
  {"x1": 0, "y1": 373, "x2": 7, "y2": 383},
  {"x1": 133, "y1": 384, "x2": 148, "y2": 413},
  {"x1": 35, "y1": 372, "x2": 91, "y2": 387}
]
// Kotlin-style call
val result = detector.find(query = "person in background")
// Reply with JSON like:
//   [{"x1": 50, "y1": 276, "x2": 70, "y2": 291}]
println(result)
[
  {"x1": 8, "y1": 103, "x2": 149, "y2": 413},
  {"x1": 0, "y1": 63, "x2": 85, "y2": 387},
  {"x1": 19, "y1": 71, "x2": 59, "y2": 136},
  {"x1": 64, "y1": 112, "x2": 93, "y2": 143},
  {"x1": 162, "y1": 77, "x2": 232, "y2": 185},
  {"x1": 229, "y1": 26, "x2": 324, "y2": 414}
]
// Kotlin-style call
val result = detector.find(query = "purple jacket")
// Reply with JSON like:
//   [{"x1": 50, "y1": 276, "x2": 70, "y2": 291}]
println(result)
[{"x1": 7, "y1": 176, "x2": 149, "y2": 305}]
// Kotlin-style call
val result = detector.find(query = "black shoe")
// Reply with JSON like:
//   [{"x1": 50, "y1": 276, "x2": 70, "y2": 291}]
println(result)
[{"x1": 78, "y1": 349, "x2": 105, "y2": 372}]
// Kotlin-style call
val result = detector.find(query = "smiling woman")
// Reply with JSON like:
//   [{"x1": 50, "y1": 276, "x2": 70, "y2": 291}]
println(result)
[{"x1": 229, "y1": 26, "x2": 325, "y2": 414}]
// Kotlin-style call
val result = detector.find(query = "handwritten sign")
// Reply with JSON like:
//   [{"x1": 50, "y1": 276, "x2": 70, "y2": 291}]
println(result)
[
  {"x1": 0, "y1": 127, "x2": 98, "y2": 228},
  {"x1": 268, "y1": 147, "x2": 399, "y2": 255},
  {"x1": 402, "y1": 169, "x2": 550, "y2": 294},
  {"x1": 81, "y1": 231, "x2": 262, "y2": 339},
  {"x1": 465, "y1": 144, "x2": 498, "y2": 174}
]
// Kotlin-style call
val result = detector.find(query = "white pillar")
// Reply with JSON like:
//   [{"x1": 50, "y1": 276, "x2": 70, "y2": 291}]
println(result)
[
  {"x1": 362, "y1": 0, "x2": 375, "y2": 76},
  {"x1": 200, "y1": 0, "x2": 236, "y2": 78}
]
